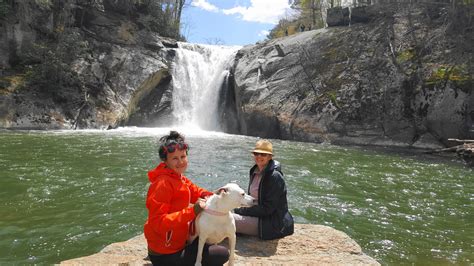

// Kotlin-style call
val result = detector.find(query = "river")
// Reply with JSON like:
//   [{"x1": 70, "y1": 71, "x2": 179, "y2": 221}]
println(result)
[{"x1": 0, "y1": 127, "x2": 472, "y2": 265}]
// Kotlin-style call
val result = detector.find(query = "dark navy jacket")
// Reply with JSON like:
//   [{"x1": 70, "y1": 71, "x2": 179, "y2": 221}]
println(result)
[{"x1": 234, "y1": 160, "x2": 294, "y2": 240}]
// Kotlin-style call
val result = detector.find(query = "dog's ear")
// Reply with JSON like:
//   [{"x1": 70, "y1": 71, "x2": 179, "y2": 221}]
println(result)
[{"x1": 216, "y1": 187, "x2": 228, "y2": 195}]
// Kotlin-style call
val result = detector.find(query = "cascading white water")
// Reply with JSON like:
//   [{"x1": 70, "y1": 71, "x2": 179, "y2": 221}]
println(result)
[{"x1": 171, "y1": 42, "x2": 240, "y2": 131}]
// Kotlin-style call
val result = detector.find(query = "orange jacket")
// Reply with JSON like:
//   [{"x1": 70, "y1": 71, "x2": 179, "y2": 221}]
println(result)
[{"x1": 144, "y1": 162, "x2": 212, "y2": 254}]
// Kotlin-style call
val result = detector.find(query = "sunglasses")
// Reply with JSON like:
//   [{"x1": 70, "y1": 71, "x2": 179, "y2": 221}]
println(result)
[
  {"x1": 252, "y1": 152, "x2": 269, "y2": 157},
  {"x1": 163, "y1": 141, "x2": 189, "y2": 154}
]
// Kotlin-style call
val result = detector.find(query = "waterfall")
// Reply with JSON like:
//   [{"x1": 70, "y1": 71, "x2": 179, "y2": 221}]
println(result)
[{"x1": 170, "y1": 42, "x2": 240, "y2": 131}]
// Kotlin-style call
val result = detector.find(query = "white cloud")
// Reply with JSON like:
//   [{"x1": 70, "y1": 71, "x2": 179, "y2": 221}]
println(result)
[
  {"x1": 191, "y1": 0, "x2": 219, "y2": 12},
  {"x1": 258, "y1": 30, "x2": 270, "y2": 37},
  {"x1": 222, "y1": 0, "x2": 292, "y2": 24}
]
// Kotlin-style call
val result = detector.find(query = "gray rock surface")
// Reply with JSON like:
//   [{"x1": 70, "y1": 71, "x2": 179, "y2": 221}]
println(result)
[
  {"x1": 327, "y1": 7, "x2": 350, "y2": 26},
  {"x1": 228, "y1": 4, "x2": 473, "y2": 148},
  {"x1": 0, "y1": 2, "x2": 174, "y2": 129},
  {"x1": 60, "y1": 224, "x2": 380, "y2": 265}
]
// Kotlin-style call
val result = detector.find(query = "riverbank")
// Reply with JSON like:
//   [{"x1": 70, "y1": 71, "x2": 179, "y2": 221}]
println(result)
[{"x1": 60, "y1": 224, "x2": 380, "y2": 265}]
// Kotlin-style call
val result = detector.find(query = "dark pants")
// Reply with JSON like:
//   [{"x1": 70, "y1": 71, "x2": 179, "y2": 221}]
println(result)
[{"x1": 148, "y1": 238, "x2": 229, "y2": 266}]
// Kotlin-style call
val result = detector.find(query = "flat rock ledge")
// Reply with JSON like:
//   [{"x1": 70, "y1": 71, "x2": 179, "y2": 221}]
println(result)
[{"x1": 60, "y1": 224, "x2": 380, "y2": 265}]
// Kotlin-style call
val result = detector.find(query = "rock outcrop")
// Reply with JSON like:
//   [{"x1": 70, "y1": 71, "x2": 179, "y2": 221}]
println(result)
[
  {"x1": 0, "y1": 1, "x2": 175, "y2": 129},
  {"x1": 227, "y1": 4, "x2": 473, "y2": 148},
  {"x1": 60, "y1": 224, "x2": 380, "y2": 265}
]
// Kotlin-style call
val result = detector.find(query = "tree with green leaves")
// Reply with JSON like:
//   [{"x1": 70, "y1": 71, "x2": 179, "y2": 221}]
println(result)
[{"x1": 102, "y1": 0, "x2": 187, "y2": 39}]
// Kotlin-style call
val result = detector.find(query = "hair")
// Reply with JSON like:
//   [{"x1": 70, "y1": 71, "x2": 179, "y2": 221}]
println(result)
[{"x1": 158, "y1": 131, "x2": 188, "y2": 161}]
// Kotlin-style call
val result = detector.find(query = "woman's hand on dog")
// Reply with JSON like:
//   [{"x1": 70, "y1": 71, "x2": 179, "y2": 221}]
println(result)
[{"x1": 193, "y1": 198, "x2": 207, "y2": 215}]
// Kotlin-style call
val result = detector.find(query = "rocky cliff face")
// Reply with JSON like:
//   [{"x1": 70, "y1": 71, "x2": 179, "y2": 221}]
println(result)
[
  {"x1": 227, "y1": 4, "x2": 473, "y2": 148},
  {"x1": 1, "y1": 2, "x2": 472, "y2": 149},
  {"x1": 0, "y1": 1, "x2": 175, "y2": 129}
]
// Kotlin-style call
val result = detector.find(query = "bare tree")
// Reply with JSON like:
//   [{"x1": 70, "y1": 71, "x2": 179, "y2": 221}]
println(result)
[{"x1": 205, "y1": 37, "x2": 226, "y2": 45}]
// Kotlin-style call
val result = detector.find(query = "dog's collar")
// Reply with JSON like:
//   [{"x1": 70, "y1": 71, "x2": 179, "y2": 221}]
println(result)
[{"x1": 204, "y1": 207, "x2": 228, "y2": 216}]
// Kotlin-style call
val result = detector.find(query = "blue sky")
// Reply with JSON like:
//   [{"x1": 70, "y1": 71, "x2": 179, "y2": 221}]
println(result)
[{"x1": 181, "y1": 0, "x2": 295, "y2": 46}]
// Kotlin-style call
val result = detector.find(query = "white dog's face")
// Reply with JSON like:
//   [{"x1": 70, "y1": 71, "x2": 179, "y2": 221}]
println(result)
[{"x1": 217, "y1": 183, "x2": 255, "y2": 209}]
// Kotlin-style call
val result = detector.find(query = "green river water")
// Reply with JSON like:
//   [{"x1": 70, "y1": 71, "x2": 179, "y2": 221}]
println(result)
[{"x1": 0, "y1": 127, "x2": 472, "y2": 265}]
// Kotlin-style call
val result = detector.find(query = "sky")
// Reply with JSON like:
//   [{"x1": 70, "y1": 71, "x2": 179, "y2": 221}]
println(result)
[{"x1": 181, "y1": 0, "x2": 296, "y2": 46}]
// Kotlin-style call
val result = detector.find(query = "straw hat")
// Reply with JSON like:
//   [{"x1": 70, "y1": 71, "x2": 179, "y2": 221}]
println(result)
[{"x1": 252, "y1": 139, "x2": 273, "y2": 155}]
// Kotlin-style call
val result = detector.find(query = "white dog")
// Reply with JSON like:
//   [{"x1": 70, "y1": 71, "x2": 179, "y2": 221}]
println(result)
[{"x1": 190, "y1": 183, "x2": 255, "y2": 266}]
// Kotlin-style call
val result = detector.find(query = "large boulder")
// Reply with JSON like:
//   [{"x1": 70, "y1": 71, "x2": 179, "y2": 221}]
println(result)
[
  {"x1": 327, "y1": 7, "x2": 350, "y2": 27},
  {"x1": 351, "y1": 6, "x2": 379, "y2": 24},
  {"x1": 229, "y1": 4, "x2": 473, "y2": 148},
  {"x1": 60, "y1": 224, "x2": 380, "y2": 265}
]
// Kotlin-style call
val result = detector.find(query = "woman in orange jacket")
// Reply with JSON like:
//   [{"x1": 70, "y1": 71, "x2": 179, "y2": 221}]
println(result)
[{"x1": 144, "y1": 131, "x2": 229, "y2": 266}]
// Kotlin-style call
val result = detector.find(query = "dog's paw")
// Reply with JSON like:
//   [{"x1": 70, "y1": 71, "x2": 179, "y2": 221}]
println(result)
[
  {"x1": 228, "y1": 256, "x2": 235, "y2": 266},
  {"x1": 194, "y1": 263, "x2": 202, "y2": 266}
]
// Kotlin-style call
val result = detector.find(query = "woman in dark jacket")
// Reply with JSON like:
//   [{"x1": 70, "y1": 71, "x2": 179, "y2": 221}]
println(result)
[{"x1": 233, "y1": 139, "x2": 294, "y2": 240}]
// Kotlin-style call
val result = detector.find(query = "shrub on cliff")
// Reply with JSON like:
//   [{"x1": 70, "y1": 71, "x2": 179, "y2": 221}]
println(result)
[
  {"x1": 0, "y1": 0, "x2": 12, "y2": 17},
  {"x1": 102, "y1": 0, "x2": 186, "y2": 40}
]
